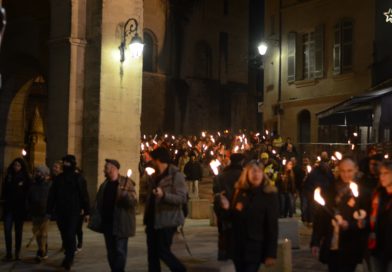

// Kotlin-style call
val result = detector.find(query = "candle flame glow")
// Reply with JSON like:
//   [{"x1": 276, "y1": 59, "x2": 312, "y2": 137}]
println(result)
[
  {"x1": 145, "y1": 167, "x2": 156, "y2": 176},
  {"x1": 334, "y1": 151, "x2": 343, "y2": 160},
  {"x1": 210, "y1": 160, "x2": 221, "y2": 176},
  {"x1": 314, "y1": 187, "x2": 326, "y2": 206},
  {"x1": 127, "y1": 169, "x2": 132, "y2": 178},
  {"x1": 349, "y1": 182, "x2": 359, "y2": 198}
]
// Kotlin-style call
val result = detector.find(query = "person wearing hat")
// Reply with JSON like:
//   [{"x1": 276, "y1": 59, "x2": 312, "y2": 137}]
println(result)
[
  {"x1": 47, "y1": 155, "x2": 90, "y2": 271},
  {"x1": 27, "y1": 165, "x2": 51, "y2": 262},
  {"x1": 90, "y1": 159, "x2": 137, "y2": 272},
  {"x1": 184, "y1": 152, "x2": 203, "y2": 199},
  {"x1": 212, "y1": 153, "x2": 245, "y2": 260},
  {"x1": 144, "y1": 147, "x2": 187, "y2": 272}
]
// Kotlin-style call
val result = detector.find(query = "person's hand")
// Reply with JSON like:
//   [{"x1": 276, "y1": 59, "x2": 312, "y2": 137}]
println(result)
[
  {"x1": 220, "y1": 194, "x2": 230, "y2": 210},
  {"x1": 338, "y1": 219, "x2": 349, "y2": 230},
  {"x1": 153, "y1": 187, "x2": 164, "y2": 199},
  {"x1": 84, "y1": 215, "x2": 90, "y2": 223},
  {"x1": 264, "y1": 257, "x2": 276, "y2": 267},
  {"x1": 311, "y1": 246, "x2": 319, "y2": 258}
]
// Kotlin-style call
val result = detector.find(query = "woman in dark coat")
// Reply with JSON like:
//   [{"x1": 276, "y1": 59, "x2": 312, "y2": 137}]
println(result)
[
  {"x1": 368, "y1": 160, "x2": 392, "y2": 272},
  {"x1": 220, "y1": 161, "x2": 279, "y2": 272},
  {"x1": 311, "y1": 157, "x2": 366, "y2": 272},
  {"x1": 1, "y1": 158, "x2": 31, "y2": 261}
]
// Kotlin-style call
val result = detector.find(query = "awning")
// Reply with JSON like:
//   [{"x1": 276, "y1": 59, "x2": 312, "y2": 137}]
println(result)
[{"x1": 317, "y1": 87, "x2": 392, "y2": 126}]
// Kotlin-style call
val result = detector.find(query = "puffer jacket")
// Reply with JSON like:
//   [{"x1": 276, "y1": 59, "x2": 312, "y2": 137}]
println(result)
[{"x1": 143, "y1": 165, "x2": 188, "y2": 229}]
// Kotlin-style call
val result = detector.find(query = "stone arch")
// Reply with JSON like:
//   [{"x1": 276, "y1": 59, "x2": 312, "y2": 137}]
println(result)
[
  {"x1": 143, "y1": 29, "x2": 158, "y2": 72},
  {"x1": 298, "y1": 109, "x2": 311, "y2": 143},
  {"x1": 193, "y1": 40, "x2": 212, "y2": 79}
]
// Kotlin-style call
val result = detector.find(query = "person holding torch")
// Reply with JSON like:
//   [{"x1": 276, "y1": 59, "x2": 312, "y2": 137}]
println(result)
[{"x1": 311, "y1": 157, "x2": 366, "y2": 272}]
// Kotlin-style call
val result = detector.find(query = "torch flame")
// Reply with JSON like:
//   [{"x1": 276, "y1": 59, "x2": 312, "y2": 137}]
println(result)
[
  {"x1": 127, "y1": 169, "x2": 132, "y2": 178},
  {"x1": 234, "y1": 146, "x2": 239, "y2": 153},
  {"x1": 334, "y1": 151, "x2": 343, "y2": 160},
  {"x1": 145, "y1": 167, "x2": 156, "y2": 176},
  {"x1": 187, "y1": 141, "x2": 192, "y2": 148},
  {"x1": 349, "y1": 182, "x2": 359, "y2": 198},
  {"x1": 385, "y1": 154, "x2": 389, "y2": 159},
  {"x1": 210, "y1": 160, "x2": 221, "y2": 176},
  {"x1": 22, "y1": 149, "x2": 27, "y2": 156},
  {"x1": 282, "y1": 159, "x2": 287, "y2": 166},
  {"x1": 307, "y1": 165, "x2": 312, "y2": 173},
  {"x1": 314, "y1": 187, "x2": 326, "y2": 206},
  {"x1": 202, "y1": 132, "x2": 206, "y2": 138}
]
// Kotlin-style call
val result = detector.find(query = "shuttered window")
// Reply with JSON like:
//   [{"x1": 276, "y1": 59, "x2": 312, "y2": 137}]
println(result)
[
  {"x1": 333, "y1": 19, "x2": 353, "y2": 75},
  {"x1": 287, "y1": 32, "x2": 297, "y2": 83}
]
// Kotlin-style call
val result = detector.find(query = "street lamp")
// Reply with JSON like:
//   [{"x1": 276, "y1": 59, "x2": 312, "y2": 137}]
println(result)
[
  {"x1": 119, "y1": 18, "x2": 144, "y2": 62},
  {"x1": 257, "y1": 42, "x2": 268, "y2": 56}
]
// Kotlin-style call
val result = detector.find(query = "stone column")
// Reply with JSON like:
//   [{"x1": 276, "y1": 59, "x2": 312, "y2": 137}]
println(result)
[
  {"x1": 83, "y1": 0, "x2": 143, "y2": 197},
  {"x1": 47, "y1": 0, "x2": 86, "y2": 166}
]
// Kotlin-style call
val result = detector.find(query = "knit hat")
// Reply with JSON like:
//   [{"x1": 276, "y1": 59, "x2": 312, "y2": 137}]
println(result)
[{"x1": 35, "y1": 165, "x2": 50, "y2": 176}]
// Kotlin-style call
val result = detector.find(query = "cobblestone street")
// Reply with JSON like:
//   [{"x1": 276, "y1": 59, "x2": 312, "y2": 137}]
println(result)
[{"x1": 0, "y1": 214, "x2": 331, "y2": 272}]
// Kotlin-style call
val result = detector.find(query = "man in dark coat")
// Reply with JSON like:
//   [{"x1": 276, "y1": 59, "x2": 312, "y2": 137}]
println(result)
[
  {"x1": 93, "y1": 159, "x2": 137, "y2": 272},
  {"x1": 213, "y1": 153, "x2": 244, "y2": 260},
  {"x1": 47, "y1": 155, "x2": 90, "y2": 271},
  {"x1": 144, "y1": 147, "x2": 188, "y2": 272},
  {"x1": 184, "y1": 152, "x2": 203, "y2": 199}
]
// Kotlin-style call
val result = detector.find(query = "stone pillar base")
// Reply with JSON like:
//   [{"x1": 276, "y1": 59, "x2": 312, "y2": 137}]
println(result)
[{"x1": 278, "y1": 218, "x2": 300, "y2": 249}]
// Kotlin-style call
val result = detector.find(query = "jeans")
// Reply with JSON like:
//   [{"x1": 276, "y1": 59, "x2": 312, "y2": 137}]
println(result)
[
  {"x1": 103, "y1": 231, "x2": 129, "y2": 272},
  {"x1": 279, "y1": 193, "x2": 294, "y2": 217},
  {"x1": 232, "y1": 259, "x2": 261, "y2": 272},
  {"x1": 370, "y1": 256, "x2": 392, "y2": 272},
  {"x1": 32, "y1": 216, "x2": 49, "y2": 257},
  {"x1": 56, "y1": 214, "x2": 79, "y2": 264},
  {"x1": 3, "y1": 212, "x2": 24, "y2": 257},
  {"x1": 301, "y1": 193, "x2": 314, "y2": 222},
  {"x1": 146, "y1": 226, "x2": 186, "y2": 272}
]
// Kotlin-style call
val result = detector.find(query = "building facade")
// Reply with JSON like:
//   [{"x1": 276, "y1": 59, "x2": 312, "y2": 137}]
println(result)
[
  {"x1": 141, "y1": 0, "x2": 253, "y2": 135},
  {"x1": 263, "y1": 0, "x2": 375, "y2": 143}
]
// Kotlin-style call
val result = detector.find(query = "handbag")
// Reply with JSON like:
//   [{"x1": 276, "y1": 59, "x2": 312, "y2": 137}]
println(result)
[{"x1": 88, "y1": 207, "x2": 103, "y2": 233}]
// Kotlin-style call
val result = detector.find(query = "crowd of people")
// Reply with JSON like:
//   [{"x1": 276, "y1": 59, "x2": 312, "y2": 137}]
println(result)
[{"x1": 0, "y1": 130, "x2": 391, "y2": 272}]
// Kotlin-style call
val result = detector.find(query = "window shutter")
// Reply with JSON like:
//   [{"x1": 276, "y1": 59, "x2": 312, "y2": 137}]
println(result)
[
  {"x1": 295, "y1": 34, "x2": 304, "y2": 81},
  {"x1": 333, "y1": 23, "x2": 342, "y2": 75},
  {"x1": 341, "y1": 20, "x2": 353, "y2": 72},
  {"x1": 287, "y1": 31, "x2": 297, "y2": 83},
  {"x1": 314, "y1": 24, "x2": 324, "y2": 78}
]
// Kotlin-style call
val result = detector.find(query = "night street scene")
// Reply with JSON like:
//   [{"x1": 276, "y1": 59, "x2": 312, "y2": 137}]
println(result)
[{"x1": 0, "y1": 0, "x2": 392, "y2": 271}]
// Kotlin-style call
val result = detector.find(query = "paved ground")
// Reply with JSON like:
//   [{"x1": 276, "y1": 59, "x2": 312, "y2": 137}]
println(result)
[{"x1": 0, "y1": 214, "x2": 330, "y2": 272}]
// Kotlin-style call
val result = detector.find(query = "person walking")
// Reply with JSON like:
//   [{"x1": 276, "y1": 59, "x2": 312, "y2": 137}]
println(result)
[
  {"x1": 1, "y1": 158, "x2": 31, "y2": 262},
  {"x1": 47, "y1": 155, "x2": 90, "y2": 270},
  {"x1": 212, "y1": 153, "x2": 244, "y2": 261},
  {"x1": 184, "y1": 152, "x2": 203, "y2": 199},
  {"x1": 91, "y1": 159, "x2": 137, "y2": 272},
  {"x1": 144, "y1": 147, "x2": 188, "y2": 272},
  {"x1": 220, "y1": 161, "x2": 279, "y2": 272},
  {"x1": 311, "y1": 157, "x2": 366, "y2": 272},
  {"x1": 27, "y1": 165, "x2": 51, "y2": 262},
  {"x1": 368, "y1": 160, "x2": 392, "y2": 272},
  {"x1": 276, "y1": 160, "x2": 296, "y2": 218}
]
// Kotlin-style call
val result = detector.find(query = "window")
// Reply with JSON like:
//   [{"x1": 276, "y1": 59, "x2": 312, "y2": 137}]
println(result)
[
  {"x1": 194, "y1": 41, "x2": 212, "y2": 78},
  {"x1": 143, "y1": 30, "x2": 157, "y2": 72},
  {"x1": 287, "y1": 24, "x2": 324, "y2": 82},
  {"x1": 303, "y1": 32, "x2": 315, "y2": 79},
  {"x1": 333, "y1": 19, "x2": 353, "y2": 75}
]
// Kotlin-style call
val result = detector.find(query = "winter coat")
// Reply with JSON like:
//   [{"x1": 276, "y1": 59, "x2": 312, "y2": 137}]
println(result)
[
  {"x1": 143, "y1": 165, "x2": 188, "y2": 229},
  {"x1": 94, "y1": 176, "x2": 138, "y2": 238},
  {"x1": 47, "y1": 171, "x2": 90, "y2": 217},
  {"x1": 311, "y1": 179, "x2": 366, "y2": 265},
  {"x1": 228, "y1": 182, "x2": 279, "y2": 263},
  {"x1": 184, "y1": 160, "x2": 203, "y2": 181},
  {"x1": 1, "y1": 171, "x2": 31, "y2": 217},
  {"x1": 27, "y1": 177, "x2": 51, "y2": 217}
]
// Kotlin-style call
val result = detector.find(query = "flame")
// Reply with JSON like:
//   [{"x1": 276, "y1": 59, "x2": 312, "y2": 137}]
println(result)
[
  {"x1": 127, "y1": 169, "x2": 132, "y2": 178},
  {"x1": 141, "y1": 143, "x2": 145, "y2": 150},
  {"x1": 255, "y1": 133, "x2": 260, "y2": 137},
  {"x1": 307, "y1": 165, "x2": 312, "y2": 173},
  {"x1": 234, "y1": 146, "x2": 239, "y2": 153},
  {"x1": 317, "y1": 156, "x2": 321, "y2": 162},
  {"x1": 314, "y1": 187, "x2": 326, "y2": 206},
  {"x1": 145, "y1": 167, "x2": 156, "y2": 176},
  {"x1": 353, "y1": 132, "x2": 358, "y2": 137},
  {"x1": 351, "y1": 144, "x2": 355, "y2": 150},
  {"x1": 217, "y1": 132, "x2": 221, "y2": 136},
  {"x1": 22, "y1": 149, "x2": 27, "y2": 156},
  {"x1": 272, "y1": 150, "x2": 277, "y2": 155},
  {"x1": 175, "y1": 150, "x2": 178, "y2": 154},
  {"x1": 349, "y1": 182, "x2": 359, "y2": 197},
  {"x1": 282, "y1": 159, "x2": 287, "y2": 165},
  {"x1": 265, "y1": 130, "x2": 269, "y2": 135},
  {"x1": 385, "y1": 154, "x2": 389, "y2": 159},
  {"x1": 187, "y1": 141, "x2": 192, "y2": 148},
  {"x1": 164, "y1": 134, "x2": 168, "y2": 138},
  {"x1": 334, "y1": 151, "x2": 343, "y2": 160},
  {"x1": 202, "y1": 132, "x2": 206, "y2": 138},
  {"x1": 172, "y1": 136, "x2": 175, "y2": 140},
  {"x1": 210, "y1": 160, "x2": 221, "y2": 176},
  {"x1": 331, "y1": 156, "x2": 337, "y2": 161}
]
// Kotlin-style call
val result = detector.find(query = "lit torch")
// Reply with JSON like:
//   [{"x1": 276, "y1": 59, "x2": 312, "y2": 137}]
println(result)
[
  {"x1": 22, "y1": 149, "x2": 27, "y2": 157},
  {"x1": 349, "y1": 181, "x2": 367, "y2": 220},
  {"x1": 314, "y1": 187, "x2": 335, "y2": 218},
  {"x1": 210, "y1": 160, "x2": 221, "y2": 176},
  {"x1": 334, "y1": 151, "x2": 343, "y2": 161},
  {"x1": 145, "y1": 167, "x2": 156, "y2": 176},
  {"x1": 307, "y1": 165, "x2": 312, "y2": 174},
  {"x1": 187, "y1": 141, "x2": 192, "y2": 148},
  {"x1": 385, "y1": 154, "x2": 389, "y2": 159},
  {"x1": 127, "y1": 169, "x2": 133, "y2": 178}
]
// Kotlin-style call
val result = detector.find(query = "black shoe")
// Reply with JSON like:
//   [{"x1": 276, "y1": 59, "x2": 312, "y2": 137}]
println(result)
[
  {"x1": 2, "y1": 255, "x2": 13, "y2": 262},
  {"x1": 61, "y1": 259, "x2": 73, "y2": 271},
  {"x1": 34, "y1": 256, "x2": 42, "y2": 263},
  {"x1": 14, "y1": 254, "x2": 21, "y2": 261}
]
